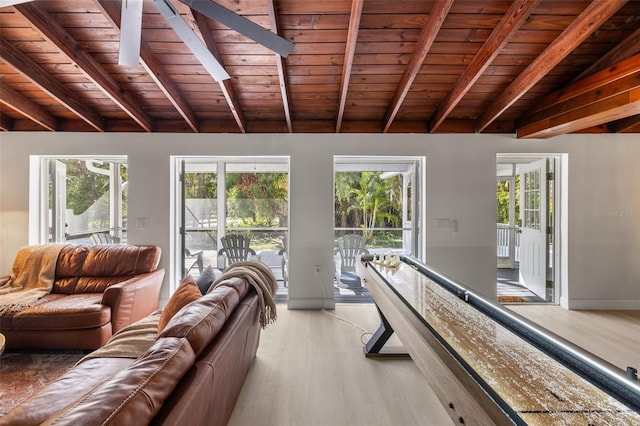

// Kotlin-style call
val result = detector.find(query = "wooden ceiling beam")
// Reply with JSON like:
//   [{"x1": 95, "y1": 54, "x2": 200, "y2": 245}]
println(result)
[
  {"x1": 572, "y1": 27, "x2": 640, "y2": 82},
  {"x1": 382, "y1": 0, "x2": 454, "y2": 133},
  {"x1": 520, "y1": 69, "x2": 640, "y2": 131},
  {"x1": 267, "y1": 0, "x2": 292, "y2": 133},
  {"x1": 608, "y1": 114, "x2": 640, "y2": 133},
  {"x1": 517, "y1": 57, "x2": 640, "y2": 138},
  {"x1": 527, "y1": 54, "x2": 640, "y2": 115},
  {"x1": 336, "y1": 0, "x2": 363, "y2": 133},
  {"x1": 0, "y1": 39, "x2": 106, "y2": 131},
  {"x1": 517, "y1": 87, "x2": 640, "y2": 138},
  {"x1": 0, "y1": 81, "x2": 57, "y2": 131},
  {"x1": 476, "y1": 0, "x2": 628, "y2": 133},
  {"x1": 429, "y1": 0, "x2": 539, "y2": 133},
  {"x1": 189, "y1": 9, "x2": 247, "y2": 133},
  {"x1": 0, "y1": 114, "x2": 15, "y2": 131},
  {"x1": 96, "y1": 0, "x2": 200, "y2": 133},
  {"x1": 15, "y1": 2, "x2": 153, "y2": 132}
]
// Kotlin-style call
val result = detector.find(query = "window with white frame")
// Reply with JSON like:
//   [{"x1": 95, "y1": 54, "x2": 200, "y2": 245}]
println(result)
[{"x1": 35, "y1": 156, "x2": 128, "y2": 244}]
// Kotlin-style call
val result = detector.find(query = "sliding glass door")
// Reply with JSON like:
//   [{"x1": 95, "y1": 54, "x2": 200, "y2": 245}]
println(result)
[{"x1": 176, "y1": 157, "x2": 289, "y2": 292}]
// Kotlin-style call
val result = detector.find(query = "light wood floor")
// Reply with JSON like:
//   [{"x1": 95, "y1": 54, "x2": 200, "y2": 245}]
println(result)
[
  {"x1": 507, "y1": 304, "x2": 640, "y2": 371},
  {"x1": 228, "y1": 303, "x2": 640, "y2": 426},
  {"x1": 228, "y1": 304, "x2": 454, "y2": 426}
]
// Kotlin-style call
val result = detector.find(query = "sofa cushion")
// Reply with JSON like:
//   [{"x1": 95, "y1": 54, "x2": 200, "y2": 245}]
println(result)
[
  {"x1": 11, "y1": 293, "x2": 109, "y2": 331},
  {"x1": 42, "y1": 336, "x2": 196, "y2": 426},
  {"x1": 159, "y1": 277, "x2": 250, "y2": 357},
  {"x1": 196, "y1": 265, "x2": 219, "y2": 294},
  {"x1": 55, "y1": 245, "x2": 89, "y2": 278},
  {"x1": 78, "y1": 311, "x2": 161, "y2": 362},
  {"x1": 158, "y1": 276, "x2": 202, "y2": 332},
  {"x1": 82, "y1": 245, "x2": 161, "y2": 276},
  {"x1": 53, "y1": 245, "x2": 162, "y2": 294},
  {"x1": 0, "y1": 358, "x2": 134, "y2": 426}
]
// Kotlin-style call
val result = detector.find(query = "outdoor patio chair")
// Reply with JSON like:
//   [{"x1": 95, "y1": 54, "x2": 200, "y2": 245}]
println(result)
[
  {"x1": 218, "y1": 234, "x2": 256, "y2": 268},
  {"x1": 185, "y1": 248, "x2": 204, "y2": 275},
  {"x1": 279, "y1": 238, "x2": 288, "y2": 287},
  {"x1": 91, "y1": 232, "x2": 121, "y2": 245},
  {"x1": 335, "y1": 234, "x2": 369, "y2": 288}
]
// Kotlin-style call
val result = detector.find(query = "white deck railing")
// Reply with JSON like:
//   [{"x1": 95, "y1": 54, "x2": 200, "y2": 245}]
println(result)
[{"x1": 497, "y1": 223, "x2": 520, "y2": 261}]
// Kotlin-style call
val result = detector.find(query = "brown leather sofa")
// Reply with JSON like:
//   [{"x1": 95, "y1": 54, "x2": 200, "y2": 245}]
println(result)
[
  {"x1": 1, "y1": 275, "x2": 267, "y2": 426},
  {"x1": 0, "y1": 244, "x2": 164, "y2": 350}
]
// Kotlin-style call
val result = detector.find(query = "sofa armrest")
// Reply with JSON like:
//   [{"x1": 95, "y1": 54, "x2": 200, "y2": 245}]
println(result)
[{"x1": 102, "y1": 269, "x2": 165, "y2": 333}]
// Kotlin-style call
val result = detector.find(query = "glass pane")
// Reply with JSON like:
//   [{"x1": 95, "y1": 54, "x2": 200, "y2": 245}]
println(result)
[
  {"x1": 225, "y1": 171, "x2": 288, "y2": 251},
  {"x1": 47, "y1": 158, "x2": 127, "y2": 244},
  {"x1": 334, "y1": 171, "x2": 404, "y2": 250},
  {"x1": 183, "y1": 167, "x2": 218, "y2": 273}
]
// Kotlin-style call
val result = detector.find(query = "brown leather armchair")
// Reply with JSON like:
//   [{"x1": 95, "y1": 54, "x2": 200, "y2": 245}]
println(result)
[{"x1": 0, "y1": 244, "x2": 164, "y2": 350}]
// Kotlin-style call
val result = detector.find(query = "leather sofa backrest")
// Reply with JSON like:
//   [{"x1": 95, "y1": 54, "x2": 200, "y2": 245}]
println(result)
[
  {"x1": 41, "y1": 277, "x2": 253, "y2": 426},
  {"x1": 53, "y1": 245, "x2": 162, "y2": 294},
  {"x1": 41, "y1": 336, "x2": 196, "y2": 426},
  {"x1": 160, "y1": 277, "x2": 250, "y2": 357}
]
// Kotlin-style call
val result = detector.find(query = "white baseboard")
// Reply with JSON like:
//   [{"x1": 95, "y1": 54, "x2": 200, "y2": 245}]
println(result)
[
  {"x1": 287, "y1": 298, "x2": 335, "y2": 310},
  {"x1": 567, "y1": 298, "x2": 640, "y2": 310}
]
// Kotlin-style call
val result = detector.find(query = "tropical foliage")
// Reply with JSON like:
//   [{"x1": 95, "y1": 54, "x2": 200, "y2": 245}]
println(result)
[
  {"x1": 496, "y1": 176, "x2": 520, "y2": 224},
  {"x1": 226, "y1": 173, "x2": 288, "y2": 227},
  {"x1": 335, "y1": 172, "x2": 403, "y2": 241},
  {"x1": 56, "y1": 159, "x2": 127, "y2": 232}
]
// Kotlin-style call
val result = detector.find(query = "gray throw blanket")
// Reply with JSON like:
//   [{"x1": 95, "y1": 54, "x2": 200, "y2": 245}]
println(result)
[{"x1": 209, "y1": 260, "x2": 278, "y2": 328}]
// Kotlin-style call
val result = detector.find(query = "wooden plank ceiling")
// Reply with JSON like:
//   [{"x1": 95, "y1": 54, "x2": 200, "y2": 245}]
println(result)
[{"x1": 1, "y1": 0, "x2": 639, "y2": 137}]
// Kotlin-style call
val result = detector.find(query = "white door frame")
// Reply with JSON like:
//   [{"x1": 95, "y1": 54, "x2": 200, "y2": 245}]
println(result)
[{"x1": 496, "y1": 154, "x2": 567, "y2": 305}]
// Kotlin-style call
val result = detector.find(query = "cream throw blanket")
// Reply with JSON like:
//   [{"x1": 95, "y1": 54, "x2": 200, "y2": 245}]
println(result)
[
  {"x1": 0, "y1": 244, "x2": 67, "y2": 315},
  {"x1": 209, "y1": 260, "x2": 278, "y2": 329},
  {"x1": 76, "y1": 312, "x2": 162, "y2": 364}
]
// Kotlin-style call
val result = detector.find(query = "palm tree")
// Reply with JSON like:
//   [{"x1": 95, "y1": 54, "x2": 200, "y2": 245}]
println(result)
[{"x1": 344, "y1": 172, "x2": 401, "y2": 240}]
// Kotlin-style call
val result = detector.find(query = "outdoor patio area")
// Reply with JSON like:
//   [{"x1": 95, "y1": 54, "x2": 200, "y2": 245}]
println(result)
[
  {"x1": 185, "y1": 248, "x2": 373, "y2": 303},
  {"x1": 187, "y1": 248, "x2": 543, "y2": 305}
]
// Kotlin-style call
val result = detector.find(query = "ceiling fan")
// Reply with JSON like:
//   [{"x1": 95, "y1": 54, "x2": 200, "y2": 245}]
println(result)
[
  {"x1": 126, "y1": 0, "x2": 295, "y2": 80},
  {"x1": 1, "y1": 0, "x2": 295, "y2": 81}
]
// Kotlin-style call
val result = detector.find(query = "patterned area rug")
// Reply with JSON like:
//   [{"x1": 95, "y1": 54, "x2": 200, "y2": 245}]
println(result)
[
  {"x1": 497, "y1": 295, "x2": 527, "y2": 303},
  {"x1": 0, "y1": 351, "x2": 85, "y2": 417}
]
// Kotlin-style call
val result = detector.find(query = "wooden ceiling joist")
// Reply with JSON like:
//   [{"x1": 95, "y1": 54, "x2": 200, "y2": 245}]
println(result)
[
  {"x1": 572, "y1": 27, "x2": 640, "y2": 82},
  {"x1": 517, "y1": 88, "x2": 640, "y2": 139},
  {"x1": 527, "y1": 55, "x2": 640, "y2": 115},
  {"x1": 382, "y1": 0, "x2": 454, "y2": 133},
  {"x1": 96, "y1": 0, "x2": 200, "y2": 133},
  {"x1": 15, "y1": 2, "x2": 153, "y2": 132},
  {"x1": 0, "y1": 39, "x2": 106, "y2": 131},
  {"x1": 0, "y1": 81, "x2": 57, "y2": 131},
  {"x1": 476, "y1": 0, "x2": 628, "y2": 133},
  {"x1": 517, "y1": 55, "x2": 640, "y2": 138},
  {"x1": 609, "y1": 114, "x2": 640, "y2": 133},
  {"x1": 267, "y1": 0, "x2": 292, "y2": 133},
  {"x1": 428, "y1": 0, "x2": 539, "y2": 133},
  {"x1": 190, "y1": 9, "x2": 247, "y2": 133},
  {"x1": 0, "y1": 113, "x2": 15, "y2": 131},
  {"x1": 336, "y1": 0, "x2": 364, "y2": 133}
]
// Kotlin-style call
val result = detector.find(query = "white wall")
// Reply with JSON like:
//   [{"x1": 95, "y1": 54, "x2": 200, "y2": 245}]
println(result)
[{"x1": 1, "y1": 132, "x2": 638, "y2": 309}]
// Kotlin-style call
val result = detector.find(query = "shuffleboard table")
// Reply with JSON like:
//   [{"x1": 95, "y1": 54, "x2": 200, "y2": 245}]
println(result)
[{"x1": 357, "y1": 255, "x2": 640, "y2": 425}]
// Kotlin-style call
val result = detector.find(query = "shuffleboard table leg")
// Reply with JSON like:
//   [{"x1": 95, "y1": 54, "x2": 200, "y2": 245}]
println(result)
[{"x1": 364, "y1": 305, "x2": 410, "y2": 358}]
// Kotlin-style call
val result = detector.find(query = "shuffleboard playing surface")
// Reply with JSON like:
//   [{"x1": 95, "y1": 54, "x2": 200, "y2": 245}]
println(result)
[{"x1": 359, "y1": 256, "x2": 640, "y2": 425}]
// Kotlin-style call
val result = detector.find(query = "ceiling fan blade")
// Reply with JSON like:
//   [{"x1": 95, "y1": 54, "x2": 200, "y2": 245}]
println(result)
[
  {"x1": 179, "y1": 0, "x2": 295, "y2": 57},
  {"x1": 152, "y1": 0, "x2": 230, "y2": 81},
  {"x1": 118, "y1": 0, "x2": 144, "y2": 66}
]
